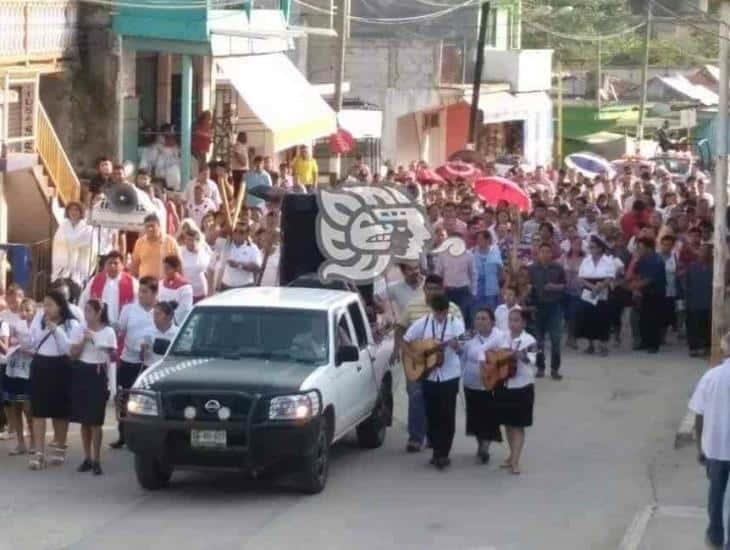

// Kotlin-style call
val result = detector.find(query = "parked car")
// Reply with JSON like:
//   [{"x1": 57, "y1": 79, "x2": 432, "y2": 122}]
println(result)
[{"x1": 124, "y1": 287, "x2": 394, "y2": 494}]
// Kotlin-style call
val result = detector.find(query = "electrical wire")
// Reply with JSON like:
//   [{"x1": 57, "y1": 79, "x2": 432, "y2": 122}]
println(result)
[
  {"x1": 649, "y1": 0, "x2": 730, "y2": 42},
  {"x1": 523, "y1": 19, "x2": 646, "y2": 42},
  {"x1": 293, "y1": 0, "x2": 478, "y2": 24}
]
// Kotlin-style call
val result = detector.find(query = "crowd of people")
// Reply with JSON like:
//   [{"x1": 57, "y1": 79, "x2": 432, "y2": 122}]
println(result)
[{"x1": 0, "y1": 137, "x2": 722, "y2": 480}]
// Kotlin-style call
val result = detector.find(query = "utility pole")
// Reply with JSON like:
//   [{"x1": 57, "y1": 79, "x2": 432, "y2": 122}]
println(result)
[
  {"x1": 711, "y1": 0, "x2": 730, "y2": 364},
  {"x1": 596, "y1": 39, "x2": 602, "y2": 112},
  {"x1": 468, "y1": 2, "x2": 490, "y2": 144},
  {"x1": 556, "y1": 58, "x2": 563, "y2": 163},
  {"x1": 637, "y1": 1, "x2": 652, "y2": 143},
  {"x1": 333, "y1": 0, "x2": 350, "y2": 179}
]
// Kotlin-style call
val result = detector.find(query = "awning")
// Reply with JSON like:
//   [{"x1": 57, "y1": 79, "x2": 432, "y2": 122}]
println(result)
[
  {"x1": 216, "y1": 53, "x2": 337, "y2": 152},
  {"x1": 464, "y1": 90, "x2": 551, "y2": 124},
  {"x1": 338, "y1": 109, "x2": 382, "y2": 139}
]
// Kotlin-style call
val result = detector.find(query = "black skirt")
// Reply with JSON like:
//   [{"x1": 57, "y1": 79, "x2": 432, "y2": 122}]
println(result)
[
  {"x1": 576, "y1": 299, "x2": 611, "y2": 342},
  {"x1": 464, "y1": 387, "x2": 502, "y2": 442},
  {"x1": 70, "y1": 361, "x2": 110, "y2": 426},
  {"x1": 30, "y1": 354, "x2": 71, "y2": 419},
  {"x1": 492, "y1": 384, "x2": 534, "y2": 428}
]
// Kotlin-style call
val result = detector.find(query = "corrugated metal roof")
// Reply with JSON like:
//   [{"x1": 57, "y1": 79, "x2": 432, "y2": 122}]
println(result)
[{"x1": 652, "y1": 74, "x2": 718, "y2": 106}]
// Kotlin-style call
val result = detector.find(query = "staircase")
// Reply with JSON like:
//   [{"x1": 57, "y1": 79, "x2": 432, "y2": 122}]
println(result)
[{"x1": 35, "y1": 103, "x2": 81, "y2": 206}]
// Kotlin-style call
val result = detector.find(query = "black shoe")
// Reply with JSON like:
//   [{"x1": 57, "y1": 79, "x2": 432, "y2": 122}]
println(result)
[
  {"x1": 77, "y1": 459, "x2": 93, "y2": 473},
  {"x1": 477, "y1": 450, "x2": 490, "y2": 464},
  {"x1": 406, "y1": 441, "x2": 422, "y2": 453},
  {"x1": 704, "y1": 531, "x2": 722, "y2": 549},
  {"x1": 429, "y1": 456, "x2": 437, "y2": 466},
  {"x1": 536, "y1": 369, "x2": 545, "y2": 379},
  {"x1": 551, "y1": 371, "x2": 563, "y2": 381},
  {"x1": 109, "y1": 439, "x2": 125, "y2": 450},
  {"x1": 92, "y1": 461, "x2": 103, "y2": 476},
  {"x1": 646, "y1": 348, "x2": 659, "y2": 354},
  {"x1": 435, "y1": 457, "x2": 451, "y2": 470}
]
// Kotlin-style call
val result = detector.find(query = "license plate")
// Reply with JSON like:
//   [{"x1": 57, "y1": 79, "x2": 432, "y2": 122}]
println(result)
[{"x1": 190, "y1": 429, "x2": 227, "y2": 449}]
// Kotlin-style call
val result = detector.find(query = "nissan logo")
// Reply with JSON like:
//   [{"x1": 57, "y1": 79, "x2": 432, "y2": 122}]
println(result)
[{"x1": 204, "y1": 400, "x2": 221, "y2": 413}]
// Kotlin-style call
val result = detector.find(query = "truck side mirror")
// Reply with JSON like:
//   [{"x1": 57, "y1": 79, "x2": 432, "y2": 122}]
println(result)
[
  {"x1": 335, "y1": 344, "x2": 359, "y2": 366},
  {"x1": 152, "y1": 338, "x2": 171, "y2": 356}
]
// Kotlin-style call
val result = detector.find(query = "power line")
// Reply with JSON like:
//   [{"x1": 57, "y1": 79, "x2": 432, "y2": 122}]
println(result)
[
  {"x1": 523, "y1": 19, "x2": 646, "y2": 42},
  {"x1": 649, "y1": 0, "x2": 729, "y2": 42},
  {"x1": 293, "y1": 0, "x2": 478, "y2": 23}
]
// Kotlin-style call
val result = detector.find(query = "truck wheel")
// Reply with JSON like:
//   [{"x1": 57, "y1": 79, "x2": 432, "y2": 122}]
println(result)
[
  {"x1": 135, "y1": 454, "x2": 173, "y2": 490},
  {"x1": 356, "y1": 383, "x2": 390, "y2": 449},
  {"x1": 297, "y1": 419, "x2": 330, "y2": 495}
]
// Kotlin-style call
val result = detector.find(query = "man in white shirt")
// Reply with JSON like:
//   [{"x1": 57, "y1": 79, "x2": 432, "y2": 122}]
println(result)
[
  {"x1": 402, "y1": 293, "x2": 464, "y2": 470},
  {"x1": 111, "y1": 276, "x2": 157, "y2": 449},
  {"x1": 183, "y1": 165, "x2": 222, "y2": 211},
  {"x1": 79, "y1": 251, "x2": 139, "y2": 325},
  {"x1": 689, "y1": 332, "x2": 730, "y2": 549},
  {"x1": 187, "y1": 183, "x2": 217, "y2": 228},
  {"x1": 221, "y1": 224, "x2": 263, "y2": 289}
]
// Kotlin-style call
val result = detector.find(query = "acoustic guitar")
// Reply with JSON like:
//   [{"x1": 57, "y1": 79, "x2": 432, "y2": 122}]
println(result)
[
  {"x1": 481, "y1": 348, "x2": 518, "y2": 391},
  {"x1": 402, "y1": 333, "x2": 470, "y2": 382}
]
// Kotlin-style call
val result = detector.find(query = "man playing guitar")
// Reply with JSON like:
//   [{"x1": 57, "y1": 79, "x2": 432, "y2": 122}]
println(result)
[{"x1": 402, "y1": 293, "x2": 465, "y2": 470}]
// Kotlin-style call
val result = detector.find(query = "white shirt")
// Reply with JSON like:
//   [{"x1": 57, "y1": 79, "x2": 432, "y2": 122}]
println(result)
[
  {"x1": 0, "y1": 319, "x2": 10, "y2": 364},
  {"x1": 183, "y1": 179, "x2": 222, "y2": 210},
  {"x1": 79, "y1": 274, "x2": 139, "y2": 325},
  {"x1": 222, "y1": 241, "x2": 263, "y2": 288},
  {"x1": 259, "y1": 246, "x2": 280, "y2": 287},
  {"x1": 461, "y1": 329, "x2": 509, "y2": 389},
  {"x1": 689, "y1": 359, "x2": 730, "y2": 460},
  {"x1": 116, "y1": 303, "x2": 155, "y2": 364},
  {"x1": 230, "y1": 141, "x2": 249, "y2": 171},
  {"x1": 578, "y1": 254, "x2": 617, "y2": 302},
  {"x1": 378, "y1": 280, "x2": 422, "y2": 320},
  {"x1": 71, "y1": 324, "x2": 117, "y2": 365},
  {"x1": 495, "y1": 304, "x2": 521, "y2": 333},
  {"x1": 52, "y1": 218, "x2": 93, "y2": 283},
  {"x1": 504, "y1": 331, "x2": 537, "y2": 389},
  {"x1": 157, "y1": 280, "x2": 194, "y2": 326},
  {"x1": 181, "y1": 247, "x2": 212, "y2": 298},
  {"x1": 403, "y1": 313, "x2": 465, "y2": 382},
  {"x1": 143, "y1": 324, "x2": 178, "y2": 367},
  {"x1": 28, "y1": 315, "x2": 79, "y2": 357},
  {"x1": 187, "y1": 198, "x2": 217, "y2": 228}
]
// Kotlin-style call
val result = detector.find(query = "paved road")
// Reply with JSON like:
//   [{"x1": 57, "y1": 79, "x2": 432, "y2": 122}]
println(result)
[{"x1": 0, "y1": 342, "x2": 705, "y2": 550}]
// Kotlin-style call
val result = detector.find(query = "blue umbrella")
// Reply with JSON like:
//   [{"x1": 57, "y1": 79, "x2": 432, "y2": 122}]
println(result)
[{"x1": 565, "y1": 152, "x2": 615, "y2": 179}]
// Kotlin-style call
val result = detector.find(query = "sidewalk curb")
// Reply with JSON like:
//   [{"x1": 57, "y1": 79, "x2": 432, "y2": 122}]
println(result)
[{"x1": 674, "y1": 410, "x2": 695, "y2": 449}]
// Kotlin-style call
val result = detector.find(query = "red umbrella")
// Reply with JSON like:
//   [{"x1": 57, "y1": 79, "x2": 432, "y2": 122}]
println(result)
[
  {"x1": 416, "y1": 167, "x2": 446, "y2": 185},
  {"x1": 329, "y1": 128, "x2": 355, "y2": 155},
  {"x1": 473, "y1": 176, "x2": 531, "y2": 212},
  {"x1": 436, "y1": 160, "x2": 483, "y2": 182}
]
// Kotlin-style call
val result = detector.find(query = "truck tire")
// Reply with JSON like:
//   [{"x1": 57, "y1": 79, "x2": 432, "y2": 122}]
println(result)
[
  {"x1": 297, "y1": 418, "x2": 330, "y2": 495},
  {"x1": 135, "y1": 453, "x2": 173, "y2": 490},
  {"x1": 356, "y1": 383, "x2": 391, "y2": 449}
]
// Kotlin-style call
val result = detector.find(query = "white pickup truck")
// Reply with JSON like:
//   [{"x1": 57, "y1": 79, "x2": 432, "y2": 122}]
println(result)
[{"x1": 124, "y1": 287, "x2": 394, "y2": 494}]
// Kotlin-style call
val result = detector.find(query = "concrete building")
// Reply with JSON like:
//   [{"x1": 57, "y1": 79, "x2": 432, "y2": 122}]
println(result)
[{"x1": 299, "y1": 0, "x2": 553, "y2": 169}]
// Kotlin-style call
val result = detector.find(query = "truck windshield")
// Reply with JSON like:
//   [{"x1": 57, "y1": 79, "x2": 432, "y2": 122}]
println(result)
[{"x1": 170, "y1": 307, "x2": 330, "y2": 365}]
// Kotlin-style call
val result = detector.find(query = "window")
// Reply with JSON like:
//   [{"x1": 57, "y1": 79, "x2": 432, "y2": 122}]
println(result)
[
  {"x1": 347, "y1": 302, "x2": 368, "y2": 349},
  {"x1": 336, "y1": 314, "x2": 354, "y2": 348},
  {"x1": 171, "y1": 307, "x2": 329, "y2": 365}
]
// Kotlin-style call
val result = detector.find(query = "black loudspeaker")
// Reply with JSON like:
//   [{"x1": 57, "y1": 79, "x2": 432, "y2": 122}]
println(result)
[{"x1": 280, "y1": 193, "x2": 373, "y2": 306}]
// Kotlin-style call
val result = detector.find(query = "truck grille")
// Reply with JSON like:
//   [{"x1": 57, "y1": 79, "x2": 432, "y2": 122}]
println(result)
[{"x1": 162, "y1": 392, "x2": 254, "y2": 422}]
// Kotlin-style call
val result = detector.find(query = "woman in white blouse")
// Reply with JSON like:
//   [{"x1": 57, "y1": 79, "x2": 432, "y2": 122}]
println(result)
[
  {"x1": 142, "y1": 301, "x2": 179, "y2": 368},
  {"x1": 28, "y1": 290, "x2": 80, "y2": 470},
  {"x1": 69, "y1": 299, "x2": 116, "y2": 475},
  {"x1": 52, "y1": 202, "x2": 93, "y2": 284},
  {"x1": 492, "y1": 309, "x2": 537, "y2": 475},
  {"x1": 157, "y1": 255, "x2": 194, "y2": 325},
  {"x1": 460, "y1": 308, "x2": 509, "y2": 464},
  {"x1": 576, "y1": 235, "x2": 617, "y2": 356},
  {"x1": 180, "y1": 228, "x2": 212, "y2": 302}
]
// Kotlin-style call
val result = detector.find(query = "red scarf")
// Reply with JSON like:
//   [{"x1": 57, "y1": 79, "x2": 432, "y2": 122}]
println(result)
[
  {"x1": 163, "y1": 273, "x2": 190, "y2": 290},
  {"x1": 90, "y1": 272, "x2": 135, "y2": 308}
]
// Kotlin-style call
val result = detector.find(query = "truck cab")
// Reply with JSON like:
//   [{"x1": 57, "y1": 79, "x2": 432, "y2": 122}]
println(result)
[{"x1": 124, "y1": 287, "x2": 393, "y2": 494}]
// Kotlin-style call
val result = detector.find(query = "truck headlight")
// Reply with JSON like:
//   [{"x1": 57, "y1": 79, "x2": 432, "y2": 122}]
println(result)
[
  {"x1": 268, "y1": 391, "x2": 321, "y2": 421},
  {"x1": 127, "y1": 392, "x2": 159, "y2": 416}
]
